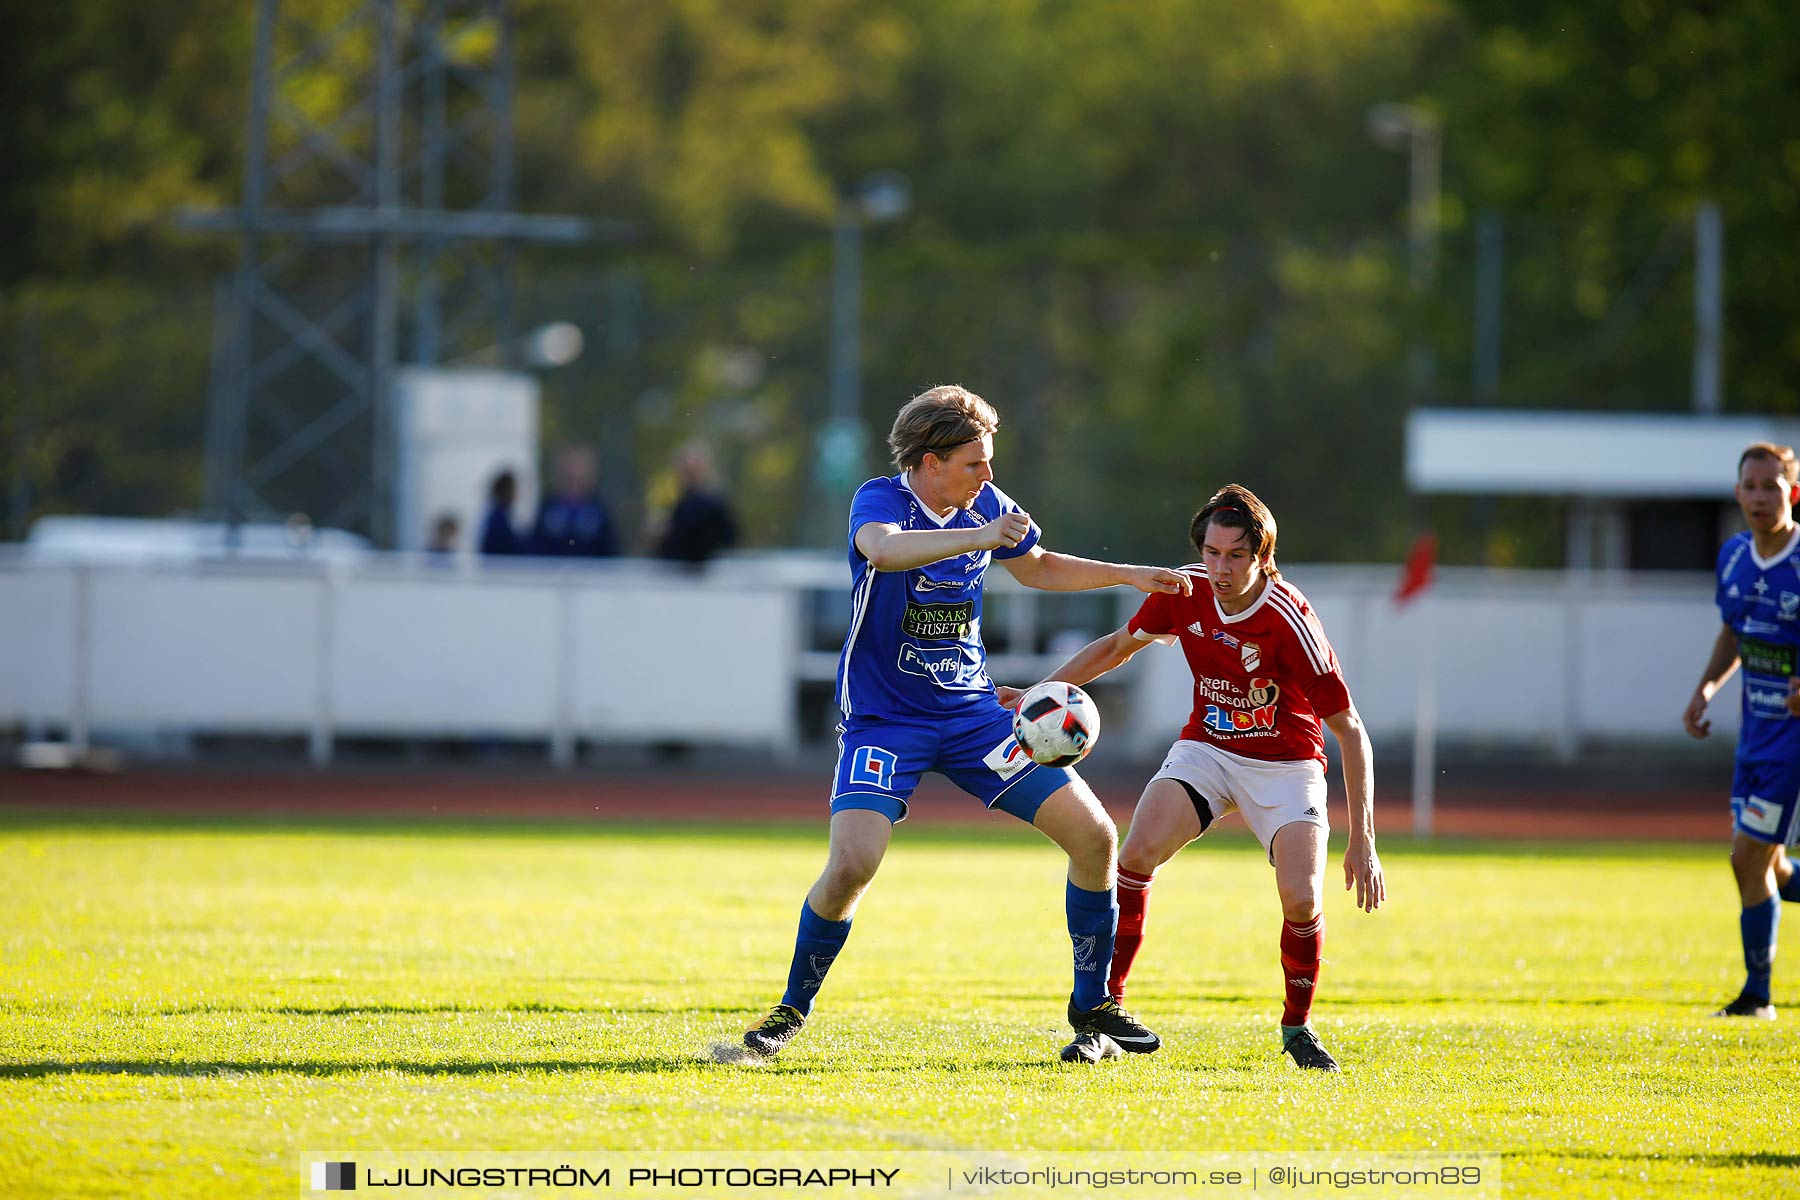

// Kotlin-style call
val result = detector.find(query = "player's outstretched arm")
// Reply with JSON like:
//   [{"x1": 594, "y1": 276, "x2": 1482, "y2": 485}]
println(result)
[
  {"x1": 1683, "y1": 623, "x2": 1740, "y2": 738},
  {"x1": 996, "y1": 625, "x2": 1147, "y2": 708},
  {"x1": 1323, "y1": 705, "x2": 1383, "y2": 914},
  {"x1": 855, "y1": 512, "x2": 1028, "y2": 572},
  {"x1": 1000, "y1": 547, "x2": 1191, "y2": 595}
]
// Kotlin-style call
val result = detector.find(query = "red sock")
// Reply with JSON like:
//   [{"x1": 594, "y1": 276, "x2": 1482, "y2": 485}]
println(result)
[
  {"x1": 1109, "y1": 867, "x2": 1155, "y2": 1001},
  {"x1": 1279, "y1": 915, "x2": 1324, "y2": 1027}
]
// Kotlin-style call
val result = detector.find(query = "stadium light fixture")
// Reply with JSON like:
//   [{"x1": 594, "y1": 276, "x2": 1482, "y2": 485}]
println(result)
[
  {"x1": 852, "y1": 171, "x2": 912, "y2": 224},
  {"x1": 520, "y1": 321, "x2": 585, "y2": 368},
  {"x1": 450, "y1": 320, "x2": 586, "y2": 370},
  {"x1": 1368, "y1": 103, "x2": 1442, "y2": 401}
]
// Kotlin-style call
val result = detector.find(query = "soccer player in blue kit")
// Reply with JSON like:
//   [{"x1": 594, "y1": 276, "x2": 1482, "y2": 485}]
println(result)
[
  {"x1": 1684, "y1": 441, "x2": 1800, "y2": 1019},
  {"x1": 739, "y1": 385, "x2": 1192, "y2": 1060}
]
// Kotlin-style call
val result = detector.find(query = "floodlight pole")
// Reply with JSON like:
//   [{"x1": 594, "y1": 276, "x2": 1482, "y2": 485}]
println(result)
[
  {"x1": 415, "y1": 0, "x2": 446, "y2": 369},
  {"x1": 1692, "y1": 201, "x2": 1723, "y2": 415},
  {"x1": 1411, "y1": 596, "x2": 1438, "y2": 838},
  {"x1": 371, "y1": 0, "x2": 401, "y2": 549},
  {"x1": 9, "y1": 296, "x2": 40, "y2": 541},
  {"x1": 1368, "y1": 103, "x2": 1441, "y2": 397},
  {"x1": 1371, "y1": 104, "x2": 1443, "y2": 835},
  {"x1": 1472, "y1": 211, "x2": 1503, "y2": 398},
  {"x1": 1404, "y1": 119, "x2": 1440, "y2": 295},
  {"x1": 816, "y1": 173, "x2": 910, "y2": 536},
  {"x1": 827, "y1": 205, "x2": 862, "y2": 439}
]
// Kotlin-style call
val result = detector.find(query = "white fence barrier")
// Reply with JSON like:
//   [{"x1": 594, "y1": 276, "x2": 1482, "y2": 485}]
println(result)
[
  {"x1": 0, "y1": 555, "x2": 802, "y2": 764},
  {"x1": 0, "y1": 552, "x2": 1731, "y2": 764},
  {"x1": 1122, "y1": 566, "x2": 1736, "y2": 759}
]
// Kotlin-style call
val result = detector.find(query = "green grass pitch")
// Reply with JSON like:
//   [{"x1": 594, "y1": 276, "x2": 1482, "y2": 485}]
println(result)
[{"x1": 0, "y1": 806, "x2": 1794, "y2": 1198}]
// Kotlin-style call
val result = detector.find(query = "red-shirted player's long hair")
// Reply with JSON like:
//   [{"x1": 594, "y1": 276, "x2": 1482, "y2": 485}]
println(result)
[{"x1": 1191, "y1": 485, "x2": 1281, "y2": 580}]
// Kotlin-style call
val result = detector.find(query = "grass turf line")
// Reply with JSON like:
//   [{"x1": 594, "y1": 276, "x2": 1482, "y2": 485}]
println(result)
[{"x1": 0, "y1": 809, "x2": 1793, "y2": 1199}]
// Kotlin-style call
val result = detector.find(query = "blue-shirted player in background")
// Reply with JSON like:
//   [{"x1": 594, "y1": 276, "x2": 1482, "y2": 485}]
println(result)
[
  {"x1": 1685, "y1": 441, "x2": 1800, "y2": 1019},
  {"x1": 737, "y1": 385, "x2": 1191, "y2": 1062}
]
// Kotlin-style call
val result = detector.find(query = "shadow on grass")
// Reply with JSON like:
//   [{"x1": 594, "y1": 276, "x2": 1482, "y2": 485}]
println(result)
[
  {"x1": 1694, "y1": 1154, "x2": 1800, "y2": 1170},
  {"x1": 1, "y1": 1057, "x2": 699, "y2": 1078},
  {"x1": 984, "y1": 993, "x2": 1662, "y2": 1010},
  {"x1": 147, "y1": 1003, "x2": 753, "y2": 1017},
  {"x1": 1308, "y1": 995, "x2": 1658, "y2": 1009},
  {"x1": 1540, "y1": 1149, "x2": 1800, "y2": 1173},
  {"x1": 55, "y1": 996, "x2": 1679, "y2": 1021},
  {"x1": 0, "y1": 1056, "x2": 1065, "y2": 1078}
]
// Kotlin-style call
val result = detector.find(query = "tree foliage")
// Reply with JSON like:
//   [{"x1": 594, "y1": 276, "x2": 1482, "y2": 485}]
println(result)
[{"x1": 5, "y1": 0, "x2": 1797, "y2": 563}]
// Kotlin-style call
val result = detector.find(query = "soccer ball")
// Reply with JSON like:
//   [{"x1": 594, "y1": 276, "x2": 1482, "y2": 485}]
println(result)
[{"x1": 1011, "y1": 680, "x2": 1100, "y2": 768}]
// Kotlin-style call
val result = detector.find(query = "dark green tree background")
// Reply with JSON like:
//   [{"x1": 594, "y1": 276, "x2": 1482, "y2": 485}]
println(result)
[{"x1": 4, "y1": 0, "x2": 1795, "y2": 562}]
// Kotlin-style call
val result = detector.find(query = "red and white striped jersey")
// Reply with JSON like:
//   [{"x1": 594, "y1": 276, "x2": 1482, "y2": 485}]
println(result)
[{"x1": 1126, "y1": 566, "x2": 1351, "y2": 765}]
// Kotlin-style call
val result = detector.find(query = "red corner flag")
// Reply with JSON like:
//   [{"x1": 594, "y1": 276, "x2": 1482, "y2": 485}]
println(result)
[{"x1": 1394, "y1": 531, "x2": 1437, "y2": 606}]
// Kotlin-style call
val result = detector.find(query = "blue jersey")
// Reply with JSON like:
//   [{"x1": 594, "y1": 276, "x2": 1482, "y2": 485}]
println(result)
[
  {"x1": 835, "y1": 475, "x2": 1040, "y2": 719},
  {"x1": 1716, "y1": 528, "x2": 1800, "y2": 763}
]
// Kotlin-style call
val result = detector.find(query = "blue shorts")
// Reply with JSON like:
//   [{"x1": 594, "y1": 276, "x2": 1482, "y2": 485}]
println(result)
[
  {"x1": 1731, "y1": 756, "x2": 1800, "y2": 846},
  {"x1": 829, "y1": 704, "x2": 1076, "y2": 825}
]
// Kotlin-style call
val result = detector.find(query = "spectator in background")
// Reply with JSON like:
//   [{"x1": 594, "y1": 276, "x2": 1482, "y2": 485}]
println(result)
[
  {"x1": 427, "y1": 512, "x2": 460, "y2": 561},
  {"x1": 479, "y1": 469, "x2": 525, "y2": 556},
  {"x1": 657, "y1": 441, "x2": 739, "y2": 568},
  {"x1": 531, "y1": 446, "x2": 618, "y2": 558}
]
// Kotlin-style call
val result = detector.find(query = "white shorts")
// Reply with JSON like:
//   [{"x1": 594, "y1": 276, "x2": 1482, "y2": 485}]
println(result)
[{"x1": 1152, "y1": 739, "x2": 1328, "y2": 860}]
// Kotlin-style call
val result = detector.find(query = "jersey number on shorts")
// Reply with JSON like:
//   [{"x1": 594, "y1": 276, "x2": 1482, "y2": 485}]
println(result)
[{"x1": 849, "y1": 746, "x2": 898, "y2": 791}]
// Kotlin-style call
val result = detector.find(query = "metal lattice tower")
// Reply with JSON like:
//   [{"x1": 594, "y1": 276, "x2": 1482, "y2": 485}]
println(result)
[{"x1": 185, "y1": 0, "x2": 618, "y2": 545}]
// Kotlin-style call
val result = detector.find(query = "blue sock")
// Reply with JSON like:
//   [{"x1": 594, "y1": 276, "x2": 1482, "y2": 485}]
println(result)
[
  {"x1": 780, "y1": 901, "x2": 852, "y2": 1016},
  {"x1": 1779, "y1": 858, "x2": 1800, "y2": 904},
  {"x1": 1066, "y1": 880, "x2": 1119, "y2": 1011},
  {"x1": 1740, "y1": 896, "x2": 1780, "y2": 1004}
]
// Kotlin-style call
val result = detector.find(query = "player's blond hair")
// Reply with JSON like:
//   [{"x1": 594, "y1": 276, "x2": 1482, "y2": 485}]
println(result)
[
  {"x1": 1739, "y1": 441, "x2": 1799, "y2": 486},
  {"x1": 887, "y1": 385, "x2": 1000, "y2": 471},
  {"x1": 1191, "y1": 484, "x2": 1282, "y2": 581}
]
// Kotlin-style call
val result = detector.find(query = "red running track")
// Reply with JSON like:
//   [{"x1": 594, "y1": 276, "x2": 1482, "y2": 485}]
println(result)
[{"x1": 0, "y1": 767, "x2": 1722, "y2": 841}]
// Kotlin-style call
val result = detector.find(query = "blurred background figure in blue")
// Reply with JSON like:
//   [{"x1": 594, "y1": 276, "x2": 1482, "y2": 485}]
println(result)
[
  {"x1": 531, "y1": 446, "x2": 617, "y2": 558},
  {"x1": 479, "y1": 470, "x2": 525, "y2": 557},
  {"x1": 426, "y1": 512, "x2": 460, "y2": 562},
  {"x1": 656, "y1": 441, "x2": 738, "y2": 569}
]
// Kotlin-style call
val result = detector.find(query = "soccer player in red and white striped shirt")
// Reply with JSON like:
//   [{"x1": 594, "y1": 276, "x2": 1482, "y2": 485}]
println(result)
[{"x1": 1002, "y1": 485, "x2": 1385, "y2": 1069}]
